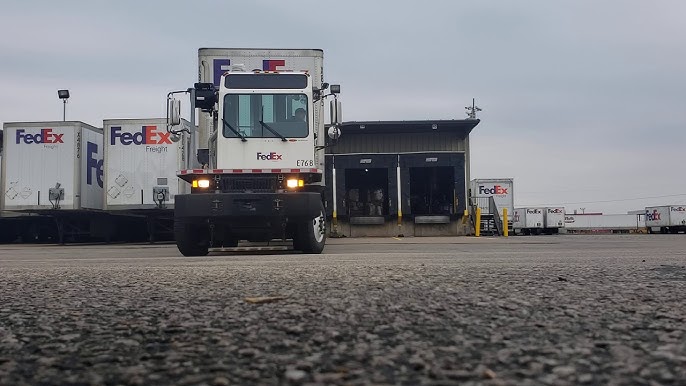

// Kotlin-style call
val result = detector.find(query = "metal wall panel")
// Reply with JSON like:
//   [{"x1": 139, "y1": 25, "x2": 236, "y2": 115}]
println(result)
[{"x1": 331, "y1": 132, "x2": 467, "y2": 154}]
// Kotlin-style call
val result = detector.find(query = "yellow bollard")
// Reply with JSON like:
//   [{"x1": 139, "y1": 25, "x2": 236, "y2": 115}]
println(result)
[
  {"x1": 475, "y1": 207, "x2": 481, "y2": 237},
  {"x1": 503, "y1": 208, "x2": 508, "y2": 237}
]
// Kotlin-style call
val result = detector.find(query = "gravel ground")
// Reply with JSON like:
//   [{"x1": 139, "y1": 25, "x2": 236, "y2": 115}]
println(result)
[{"x1": 1, "y1": 235, "x2": 685, "y2": 385}]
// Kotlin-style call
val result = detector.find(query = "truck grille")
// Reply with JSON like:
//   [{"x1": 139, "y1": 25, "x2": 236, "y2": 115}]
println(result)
[{"x1": 219, "y1": 175, "x2": 279, "y2": 193}]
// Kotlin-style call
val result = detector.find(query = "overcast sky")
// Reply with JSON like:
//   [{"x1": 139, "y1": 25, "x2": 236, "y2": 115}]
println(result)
[{"x1": 1, "y1": 0, "x2": 685, "y2": 214}]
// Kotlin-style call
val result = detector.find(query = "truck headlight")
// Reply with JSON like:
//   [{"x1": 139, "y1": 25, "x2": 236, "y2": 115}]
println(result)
[
  {"x1": 286, "y1": 179, "x2": 304, "y2": 188},
  {"x1": 193, "y1": 179, "x2": 211, "y2": 188}
]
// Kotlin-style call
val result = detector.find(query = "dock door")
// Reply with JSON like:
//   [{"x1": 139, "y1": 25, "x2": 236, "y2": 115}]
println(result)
[
  {"x1": 327, "y1": 154, "x2": 397, "y2": 225},
  {"x1": 399, "y1": 153, "x2": 466, "y2": 223}
]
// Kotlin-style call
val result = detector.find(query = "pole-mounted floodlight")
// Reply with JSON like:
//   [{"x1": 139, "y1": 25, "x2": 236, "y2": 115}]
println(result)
[{"x1": 58, "y1": 90, "x2": 70, "y2": 121}]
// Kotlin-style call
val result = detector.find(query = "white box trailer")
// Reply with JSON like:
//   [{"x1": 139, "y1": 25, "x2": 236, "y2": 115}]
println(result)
[
  {"x1": 564, "y1": 214, "x2": 645, "y2": 232},
  {"x1": 512, "y1": 207, "x2": 544, "y2": 235},
  {"x1": 1, "y1": 121, "x2": 103, "y2": 211},
  {"x1": 196, "y1": 48, "x2": 325, "y2": 158},
  {"x1": 645, "y1": 205, "x2": 686, "y2": 233},
  {"x1": 544, "y1": 207, "x2": 565, "y2": 233},
  {"x1": 198, "y1": 48, "x2": 324, "y2": 92},
  {"x1": 103, "y1": 118, "x2": 190, "y2": 210},
  {"x1": 470, "y1": 178, "x2": 514, "y2": 221}
]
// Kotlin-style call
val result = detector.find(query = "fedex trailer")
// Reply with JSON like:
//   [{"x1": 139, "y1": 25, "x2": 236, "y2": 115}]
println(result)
[
  {"x1": 543, "y1": 207, "x2": 565, "y2": 234},
  {"x1": 645, "y1": 205, "x2": 686, "y2": 234},
  {"x1": 565, "y1": 213, "x2": 645, "y2": 233},
  {"x1": 512, "y1": 207, "x2": 544, "y2": 235},
  {"x1": 1, "y1": 121, "x2": 103, "y2": 211},
  {"x1": 470, "y1": 178, "x2": 514, "y2": 222},
  {"x1": 103, "y1": 118, "x2": 190, "y2": 210}
]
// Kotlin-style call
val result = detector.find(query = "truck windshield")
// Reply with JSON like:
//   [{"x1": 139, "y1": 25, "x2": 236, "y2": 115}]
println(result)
[{"x1": 223, "y1": 94, "x2": 308, "y2": 139}]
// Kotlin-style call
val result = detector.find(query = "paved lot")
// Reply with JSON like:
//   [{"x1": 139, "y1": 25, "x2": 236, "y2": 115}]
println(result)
[{"x1": 1, "y1": 235, "x2": 685, "y2": 385}]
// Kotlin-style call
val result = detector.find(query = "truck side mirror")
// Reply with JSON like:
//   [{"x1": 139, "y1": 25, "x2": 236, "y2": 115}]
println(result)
[
  {"x1": 330, "y1": 99, "x2": 342, "y2": 125},
  {"x1": 329, "y1": 84, "x2": 340, "y2": 94},
  {"x1": 168, "y1": 98, "x2": 181, "y2": 126}
]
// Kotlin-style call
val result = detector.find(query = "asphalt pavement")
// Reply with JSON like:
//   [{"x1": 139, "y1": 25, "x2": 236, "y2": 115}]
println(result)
[{"x1": 1, "y1": 235, "x2": 685, "y2": 385}]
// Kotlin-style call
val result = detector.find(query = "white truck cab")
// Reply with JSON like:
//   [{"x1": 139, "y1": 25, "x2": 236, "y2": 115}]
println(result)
[{"x1": 168, "y1": 53, "x2": 341, "y2": 256}]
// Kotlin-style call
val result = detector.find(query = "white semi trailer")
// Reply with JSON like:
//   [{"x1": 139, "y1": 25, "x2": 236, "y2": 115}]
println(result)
[
  {"x1": 512, "y1": 207, "x2": 544, "y2": 235},
  {"x1": 470, "y1": 178, "x2": 514, "y2": 222},
  {"x1": 1, "y1": 121, "x2": 103, "y2": 211},
  {"x1": 167, "y1": 48, "x2": 341, "y2": 256},
  {"x1": 103, "y1": 118, "x2": 190, "y2": 210},
  {"x1": 1, "y1": 121, "x2": 105, "y2": 243},
  {"x1": 543, "y1": 207, "x2": 565, "y2": 234},
  {"x1": 645, "y1": 205, "x2": 686, "y2": 234}
]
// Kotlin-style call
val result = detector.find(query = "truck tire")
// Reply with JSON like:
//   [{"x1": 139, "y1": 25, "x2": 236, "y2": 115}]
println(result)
[
  {"x1": 174, "y1": 219, "x2": 209, "y2": 257},
  {"x1": 295, "y1": 203, "x2": 326, "y2": 254}
]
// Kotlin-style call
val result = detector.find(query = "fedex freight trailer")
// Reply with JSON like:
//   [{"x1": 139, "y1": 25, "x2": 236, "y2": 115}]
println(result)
[
  {"x1": 512, "y1": 207, "x2": 544, "y2": 235},
  {"x1": 1, "y1": 121, "x2": 103, "y2": 211},
  {"x1": 543, "y1": 207, "x2": 565, "y2": 234},
  {"x1": 645, "y1": 205, "x2": 686, "y2": 234},
  {"x1": 103, "y1": 118, "x2": 191, "y2": 210},
  {"x1": 470, "y1": 178, "x2": 514, "y2": 221}
]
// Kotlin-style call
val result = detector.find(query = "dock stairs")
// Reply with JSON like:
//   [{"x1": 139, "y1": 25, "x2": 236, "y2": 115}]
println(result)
[{"x1": 469, "y1": 197, "x2": 510, "y2": 236}]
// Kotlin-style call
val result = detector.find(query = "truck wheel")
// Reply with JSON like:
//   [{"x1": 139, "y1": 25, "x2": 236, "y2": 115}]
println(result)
[
  {"x1": 174, "y1": 219, "x2": 209, "y2": 257},
  {"x1": 296, "y1": 204, "x2": 326, "y2": 254}
]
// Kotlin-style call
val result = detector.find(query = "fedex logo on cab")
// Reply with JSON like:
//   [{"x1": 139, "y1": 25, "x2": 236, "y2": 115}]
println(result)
[
  {"x1": 110, "y1": 126, "x2": 172, "y2": 145},
  {"x1": 15, "y1": 128, "x2": 64, "y2": 145},
  {"x1": 257, "y1": 152, "x2": 283, "y2": 161}
]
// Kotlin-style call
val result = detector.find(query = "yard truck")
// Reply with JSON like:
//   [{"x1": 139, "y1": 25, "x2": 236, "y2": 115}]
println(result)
[{"x1": 167, "y1": 48, "x2": 341, "y2": 256}]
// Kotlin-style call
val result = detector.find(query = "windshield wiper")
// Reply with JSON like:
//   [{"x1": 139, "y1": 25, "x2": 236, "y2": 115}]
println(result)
[
  {"x1": 222, "y1": 118, "x2": 247, "y2": 142},
  {"x1": 259, "y1": 106, "x2": 287, "y2": 142},
  {"x1": 258, "y1": 120, "x2": 288, "y2": 142}
]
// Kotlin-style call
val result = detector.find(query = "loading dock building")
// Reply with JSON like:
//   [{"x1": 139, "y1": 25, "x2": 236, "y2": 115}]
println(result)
[{"x1": 324, "y1": 119, "x2": 480, "y2": 237}]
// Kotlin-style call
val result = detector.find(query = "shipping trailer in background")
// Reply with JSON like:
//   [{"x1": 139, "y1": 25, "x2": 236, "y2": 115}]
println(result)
[
  {"x1": 103, "y1": 118, "x2": 191, "y2": 241},
  {"x1": 1, "y1": 121, "x2": 108, "y2": 243},
  {"x1": 470, "y1": 178, "x2": 514, "y2": 221},
  {"x1": 512, "y1": 207, "x2": 544, "y2": 235},
  {"x1": 645, "y1": 205, "x2": 686, "y2": 234},
  {"x1": 0, "y1": 129, "x2": 36, "y2": 243},
  {"x1": 564, "y1": 213, "x2": 646, "y2": 233},
  {"x1": 543, "y1": 207, "x2": 565, "y2": 234}
]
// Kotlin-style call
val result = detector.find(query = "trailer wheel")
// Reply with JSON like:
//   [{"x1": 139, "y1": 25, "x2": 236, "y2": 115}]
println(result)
[
  {"x1": 174, "y1": 219, "x2": 209, "y2": 257},
  {"x1": 296, "y1": 204, "x2": 326, "y2": 254}
]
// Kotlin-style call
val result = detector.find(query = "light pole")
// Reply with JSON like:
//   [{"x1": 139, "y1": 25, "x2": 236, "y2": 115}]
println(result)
[{"x1": 58, "y1": 90, "x2": 70, "y2": 121}]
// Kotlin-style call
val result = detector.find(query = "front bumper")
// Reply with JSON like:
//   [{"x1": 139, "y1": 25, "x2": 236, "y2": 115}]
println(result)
[{"x1": 174, "y1": 192, "x2": 322, "y2": 221}]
